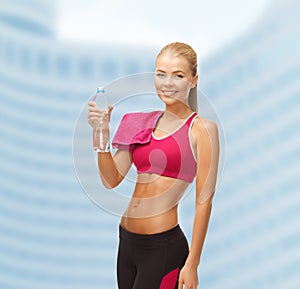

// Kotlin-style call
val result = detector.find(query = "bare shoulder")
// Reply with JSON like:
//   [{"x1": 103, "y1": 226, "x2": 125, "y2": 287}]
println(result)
[{"x1": 192, "y1": 116, "x2": 219, "y2": 139}]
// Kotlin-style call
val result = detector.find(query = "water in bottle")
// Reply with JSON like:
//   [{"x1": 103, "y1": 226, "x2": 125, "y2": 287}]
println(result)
[{"x1": 92, "y1": 87, "x2": 110, "y2": 152}]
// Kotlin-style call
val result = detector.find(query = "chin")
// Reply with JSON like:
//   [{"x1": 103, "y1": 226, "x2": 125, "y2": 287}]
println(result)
[
  {"x1": 160, "y1": 96, "x2": 186, "y2": 107},
  {"x1": 159, "y1": 96, "x2": 175, "y2": 104}
]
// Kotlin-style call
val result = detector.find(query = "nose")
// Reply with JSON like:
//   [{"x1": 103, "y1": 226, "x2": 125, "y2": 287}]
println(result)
[{"x1": 163, "y1": 75, "x2": 174, "y2": 87}]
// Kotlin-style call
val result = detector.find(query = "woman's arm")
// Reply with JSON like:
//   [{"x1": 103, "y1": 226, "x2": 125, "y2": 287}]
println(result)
[
  {"x1": 97, "y1": 150, "x2": 133, "y2": 189},
  {"x1": 178, "y1": 118, "x2": 220, "y2": 289}
]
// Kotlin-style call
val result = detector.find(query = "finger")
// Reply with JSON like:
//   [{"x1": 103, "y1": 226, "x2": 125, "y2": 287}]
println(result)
[
  {"x1": 178, "y1": 279, "x2": 183, "y2": 289},
  {"x1": 108, "y1": 106, "x2": 113, "y2": 120},
  {"x1": 88, "y1": 107, "x2": 99, "y2": 113},
  {"x1": 88, "y1": 117, "x2": 102, "y2": 124},
  {"x1": 88, "y1": 105, "x2": 101, "y2": 111},
  {"x1": 88, "y1": 111, "x2": 103, "y2": 117},
  {"x1": 108, "y1": 105, "x2": 113, "y2": 114},
  {"x1": 88, "y1": 116, "x2": 97, "y2": 122},
  {"x1": 88, "y1": 108, "x2": 106, "y2": 115},
  {"x1": 87, "y1": 101, "x2": 96, "y2": 107}
]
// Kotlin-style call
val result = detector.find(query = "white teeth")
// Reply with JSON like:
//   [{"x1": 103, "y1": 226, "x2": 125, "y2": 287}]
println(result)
[{"x1": 162, "y1": 90, "x2": 176, "y2": 96}]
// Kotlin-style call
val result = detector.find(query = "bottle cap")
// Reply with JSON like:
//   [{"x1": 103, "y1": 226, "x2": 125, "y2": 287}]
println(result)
[{"x1": 96, "y1": 87, "x2": 105, "y2": 93}]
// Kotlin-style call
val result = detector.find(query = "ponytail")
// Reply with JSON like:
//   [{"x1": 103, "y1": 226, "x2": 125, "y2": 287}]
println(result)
[{"x1": 188, "y1": 86, "x2": 198, "y2": 112}]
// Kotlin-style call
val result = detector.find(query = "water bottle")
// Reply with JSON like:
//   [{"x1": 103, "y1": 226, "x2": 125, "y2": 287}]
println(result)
[{"x1": 92, "y1": 87, "x2": 110, "y2": 152}]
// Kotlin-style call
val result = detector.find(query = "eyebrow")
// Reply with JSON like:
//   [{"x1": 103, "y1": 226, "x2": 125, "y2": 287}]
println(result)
[
  {"x1": 172, "y1": 70, "x2": 185, "y2": 74},
  {"x1": 156, "y1": 69, "x2": 186, "y2": 74}
]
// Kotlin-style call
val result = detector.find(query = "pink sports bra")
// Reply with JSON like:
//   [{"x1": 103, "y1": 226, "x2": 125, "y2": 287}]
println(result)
[{"x1": 132, "y1": 112, "x2": 198, "y2": 183}]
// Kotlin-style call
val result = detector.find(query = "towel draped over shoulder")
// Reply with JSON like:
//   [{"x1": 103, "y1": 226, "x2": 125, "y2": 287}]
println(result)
[{"x1": 112, "y1": 110, "x2": 163, "y2": 151}]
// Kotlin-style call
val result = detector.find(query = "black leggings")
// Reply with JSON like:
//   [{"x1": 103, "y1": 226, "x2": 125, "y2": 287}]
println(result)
[{"x1": 117, "y1": 225, "x2": 189, "y2": 289}]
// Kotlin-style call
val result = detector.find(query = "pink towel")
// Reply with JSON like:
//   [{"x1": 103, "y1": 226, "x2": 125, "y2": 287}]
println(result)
[{"x1": 112, "y1": 110, "x2": 163, "y2": 149}]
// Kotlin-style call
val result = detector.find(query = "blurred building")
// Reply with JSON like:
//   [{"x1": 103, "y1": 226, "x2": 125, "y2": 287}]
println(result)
[
  {"x1": 0, "y1": 0, "x2": 300, "y2": 289},
  {"x1": 0, "y1": 1, "x2": 156, "y2": 289},
  {"x1": 196, "y1": 0, "x2": 300, "y2": 288}
]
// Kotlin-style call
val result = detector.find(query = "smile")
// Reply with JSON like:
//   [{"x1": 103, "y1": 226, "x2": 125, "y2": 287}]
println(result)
[{"x1": 162, "y1": 90, "x2": 177, "y2": 96}]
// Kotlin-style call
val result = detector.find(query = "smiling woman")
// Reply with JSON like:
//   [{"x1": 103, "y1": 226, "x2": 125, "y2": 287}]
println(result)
[
  {"x1": 155, "y1": 43, "x2": 198, "y2": 112},
  {"x1": 87, "y1": 42, "x2": 220, "y2": 289}
]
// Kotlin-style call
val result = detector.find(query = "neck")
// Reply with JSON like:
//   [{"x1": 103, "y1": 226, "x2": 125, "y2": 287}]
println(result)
[{"x1": 164, "y1": 103, "x2": 193, "y2": 119}]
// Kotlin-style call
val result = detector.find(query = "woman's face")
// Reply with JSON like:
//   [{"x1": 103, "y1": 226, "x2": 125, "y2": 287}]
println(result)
[{"x1": 154, "y1": 54, "x2": 198, "y2": 107}]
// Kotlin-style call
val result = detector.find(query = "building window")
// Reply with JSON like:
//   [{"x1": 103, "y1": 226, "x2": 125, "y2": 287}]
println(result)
[
  {"x1": 79, "y1": 57, "x2": 93, "y2": 78},
  {"x1": 5, "y1": 40, "x2": 16, "y2": 65},
  {"x1": 19, "y1": 46, "x2": 31, "y2": 70},
  {"x1": 56, "y1": 54, "x2": 71, "y2": 77},
  {"x1": 124, "y1": 59, "x2": 139, "y2": 74},
  {"x1": 101, "y1": 59, "x2": 116, "y2": 79},
  {"x1": 37, "y1": 50, "x2": 50, "y2": 74}
]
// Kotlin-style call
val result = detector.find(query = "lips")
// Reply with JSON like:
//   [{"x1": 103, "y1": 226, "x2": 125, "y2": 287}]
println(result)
[{"x1": 161, "y1": 90, "x2": 177, "y2": 96}]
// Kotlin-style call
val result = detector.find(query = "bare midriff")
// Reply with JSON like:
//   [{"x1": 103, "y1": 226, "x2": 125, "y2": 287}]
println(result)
[{"x1": 120, "y1": 173, "x2": 189, "y2": 234}]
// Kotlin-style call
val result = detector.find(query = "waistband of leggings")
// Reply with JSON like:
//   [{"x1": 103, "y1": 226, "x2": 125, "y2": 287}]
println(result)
[{"x1": 119, "y1": 224, "x2": 184, "y2": 244}]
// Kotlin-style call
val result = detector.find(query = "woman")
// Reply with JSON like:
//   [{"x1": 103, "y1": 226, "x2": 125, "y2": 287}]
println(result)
[{"x1": 88, "y1": 42, "x2": 220, "y2": 289}]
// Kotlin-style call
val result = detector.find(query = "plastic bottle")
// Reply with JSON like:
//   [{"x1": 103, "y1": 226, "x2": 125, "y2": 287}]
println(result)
[{"x1": 92, "y1": 87, "x2": 110, "y2": 152}]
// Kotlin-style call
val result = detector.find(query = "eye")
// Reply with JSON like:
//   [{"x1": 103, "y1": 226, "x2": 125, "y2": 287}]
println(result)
[
  {"x1": 156, "y1": 73, "x2": 166, "y2": 79},
  {"x1": 174, "y1": 74, "x2": 184, "y2": 79}
]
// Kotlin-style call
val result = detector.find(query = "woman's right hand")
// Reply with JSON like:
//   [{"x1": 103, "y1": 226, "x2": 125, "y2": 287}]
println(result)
[{"x1": 87, "y1": 101, "x2": 113, "y2": 129}]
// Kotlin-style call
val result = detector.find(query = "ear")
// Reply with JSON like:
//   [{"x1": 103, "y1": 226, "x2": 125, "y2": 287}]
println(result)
[{"x1": 191, "y1": 73, "x2": 198, "y2": 88}]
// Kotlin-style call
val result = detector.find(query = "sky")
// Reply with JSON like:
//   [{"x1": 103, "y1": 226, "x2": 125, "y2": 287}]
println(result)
[{"x1": 57, "y1": 0, "x2": 271, "y2": 60}]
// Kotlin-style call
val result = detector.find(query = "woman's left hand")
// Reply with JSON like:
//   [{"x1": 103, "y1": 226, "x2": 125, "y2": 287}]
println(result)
[{"x1": 178, "y1": 264, "x2": 198, "y2": 289}]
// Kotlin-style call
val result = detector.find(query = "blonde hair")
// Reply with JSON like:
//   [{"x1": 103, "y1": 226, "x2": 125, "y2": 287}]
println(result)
[{"x1": 156, "y1": 42, "x2": 198, "y2": 112}]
